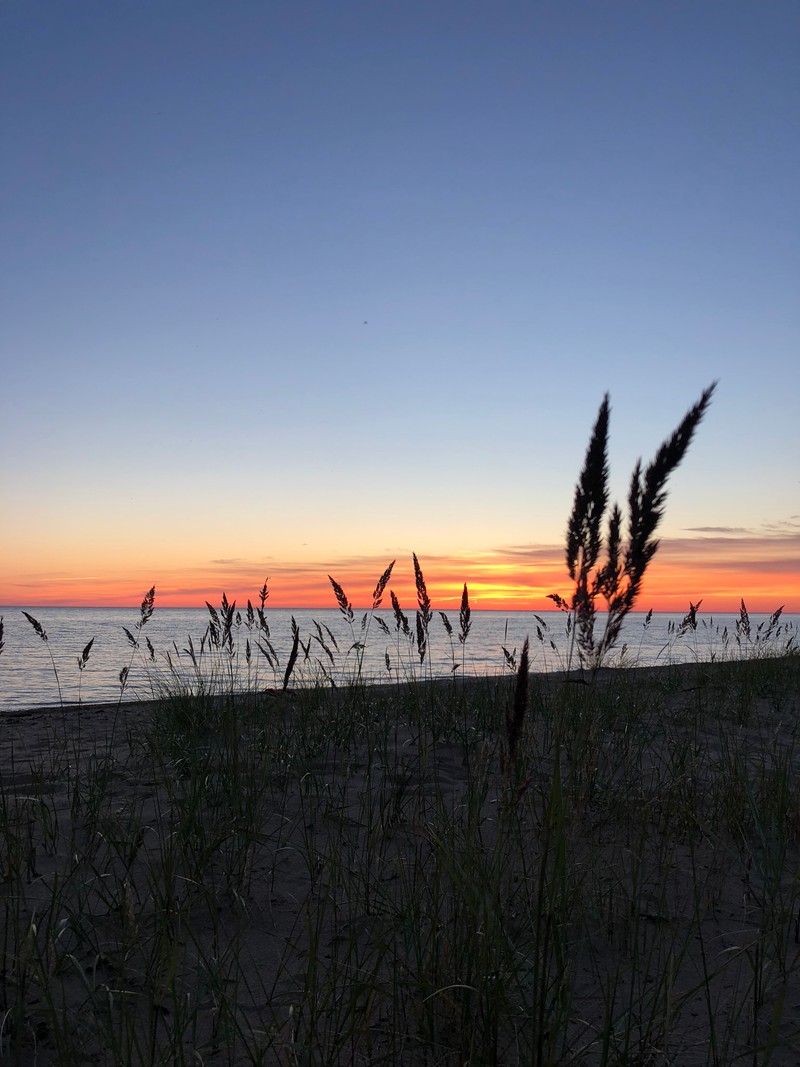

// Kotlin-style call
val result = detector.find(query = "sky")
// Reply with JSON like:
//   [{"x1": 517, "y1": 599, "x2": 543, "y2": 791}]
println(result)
[{"x1": 1, "y1": 1, "x2": 798, "y2": 613}]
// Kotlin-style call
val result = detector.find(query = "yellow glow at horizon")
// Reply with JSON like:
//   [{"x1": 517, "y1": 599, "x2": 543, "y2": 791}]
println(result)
[{"x1": 2, "y1": 550, "x2": 797, "y2": 613}]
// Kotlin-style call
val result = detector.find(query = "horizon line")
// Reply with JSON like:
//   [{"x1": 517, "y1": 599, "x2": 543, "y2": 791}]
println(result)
[{"x1": 2, "y1": 533, "x2": 798, "y2": 614}]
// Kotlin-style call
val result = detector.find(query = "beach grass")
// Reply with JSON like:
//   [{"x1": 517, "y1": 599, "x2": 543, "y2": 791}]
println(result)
[
  {"x1": 3, "y1": 384, "x2": 799, "y2": 1064},
  {"x1": 1, "y1": 653, "x2": 799, "y2": 1065}
]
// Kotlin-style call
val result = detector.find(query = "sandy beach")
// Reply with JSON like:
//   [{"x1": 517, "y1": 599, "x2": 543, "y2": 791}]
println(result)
[{"x1": 2, "y1": 658, "x2": 799, "y2": 1064}]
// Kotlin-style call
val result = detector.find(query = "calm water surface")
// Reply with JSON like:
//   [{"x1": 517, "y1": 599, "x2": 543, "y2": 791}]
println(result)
[{"x1": 0, "y1": 606, "x2": 796, "y2": 712}]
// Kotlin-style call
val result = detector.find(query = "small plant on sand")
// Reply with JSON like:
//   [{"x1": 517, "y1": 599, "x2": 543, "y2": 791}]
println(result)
[{"x1": 550, "y1": 382, "x2": 717, "y2": 667}]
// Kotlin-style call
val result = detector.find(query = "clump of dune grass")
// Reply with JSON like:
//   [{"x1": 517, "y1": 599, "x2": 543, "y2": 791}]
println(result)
[
  {"x1": 7, "y1": 385, "x2": 800, "y2": 1065},
  {"x1": 329, "y1": 559, "x2": 395, "y2": 685},
  {"x1": 4, "y1": 626, "x2": 798, "y2": 1064},
  {"x1": 550, "y1": 382, "x2": 717, "y2": 667}
]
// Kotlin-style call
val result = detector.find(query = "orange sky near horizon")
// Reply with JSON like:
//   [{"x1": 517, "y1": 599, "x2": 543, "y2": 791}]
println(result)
[
  {"x1": 3, "y1": 5, "x2": 799, "y2": 644},
  {"x1": 2, "y1": 532, "x2": 798, "y2": 614}
]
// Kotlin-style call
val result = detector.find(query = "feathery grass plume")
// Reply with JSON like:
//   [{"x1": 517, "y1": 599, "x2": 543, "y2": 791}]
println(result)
[
  {"x1": 390, "y1": 591, "x2": 410, "y2": 637},
  {"x1": 413, "y1": 553, "x2": 432, "y2": 664},
  {"x1": 439, "y1": 611, "x2": 453, "y2": 638},
  {"x1": 533, "y1": 614, "x2": 547, "y2": 645},
  {"x1": 552, "y1": 382, "x2": 716, "y2": 663},
  {"x1": 677, "y1": 600, "x2": 703, "y2": 636},
  {"x1": 506, "y1": 636, "x2": 529, "y2": 763},
  {"x1": 22, "y1": 610, "x2": 48, "y2": 642},
  {"x1": 76, "y1": 637, "x2": 95, "y2": 705},
  {"x1": 206, "y1": 601, "x2": 221, "y2": 648},
  {"x1": 283, "y1": 616, "x2": 300, "y2": 690},
  {"x1": 137, "y1": 586, "x2": 155, "y2": 630},
  {"x1": 502, "y1": 645, "x2": 517, "y2": 673},
  {"x1": 219, "y1": 593, "x2": 236, "y2": 653},
  {"x1": 566, "y1": 395, "x2": 610, "y2": 653},
  {"x1": 371, "y1": 560, "x2": 396, "y2": 609},
  {"x1": 737, "y1": 599, "x2": 751, "y2": 642},
  {"x1": 113, "y1": 586, "x2": 156, "y2": 722},
  {"x1": 22, "y1": 610, "x2": 63, "y2": 706},
  {"x1": 547, "y1": 592, "x2": 570, "y2": 612},
  {"x1": 256, "y1": 579, "x2": 271, "y2": 633},
  {"x1": 413, "y1": 553, "x2": 432, "y2": 628},
  {"x1": 618, "y1": 383, "x2": 716, "y2": 614},
  {"x1": 77, "y1": 638, "x2": 94, "y2": 672},
  {"x1": 458, "y1": 584, "x2": 472, "y2": 644},
  {"x1": 0, "y1": 616, "x2": 4, "y2": 657},
  {"x1": 763, "y1": 605, "x2": 784, "y2": 642},
  {"x1": 205, "y1": 592, "x2": 236, "y2": 652},
  {"x1": 329, "y1": 576, "x2": 355, "y2": 623}
]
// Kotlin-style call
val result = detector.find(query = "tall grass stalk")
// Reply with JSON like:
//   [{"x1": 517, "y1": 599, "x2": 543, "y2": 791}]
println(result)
[
  {"x1": 551, "y1": 383, "x2": 717, "y2": 669},
  {"x1": 5, "y1": 384, "x2": 799, "y2": 1064},
  {"x1": 21, "y1": 611, "x2": 63, "y2": 708}
]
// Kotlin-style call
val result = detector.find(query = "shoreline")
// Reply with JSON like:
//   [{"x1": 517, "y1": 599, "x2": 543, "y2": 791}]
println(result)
[
  {"x1": 4, "y1": 652, "x2": 796, "y2": 722},
  {"x1": 1, "y1": 651, "x2": 798, "y2": 1063}
]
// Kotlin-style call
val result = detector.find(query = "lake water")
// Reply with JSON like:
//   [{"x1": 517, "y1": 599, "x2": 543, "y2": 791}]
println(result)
[{"x1": 0, "y1": 604, "x2": 796, "y2": 712}]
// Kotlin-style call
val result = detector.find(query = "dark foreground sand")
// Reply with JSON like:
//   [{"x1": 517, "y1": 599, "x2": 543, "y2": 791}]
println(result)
[{"x1": 2, "y1": 659, "x2": 799, "y2": 1065}]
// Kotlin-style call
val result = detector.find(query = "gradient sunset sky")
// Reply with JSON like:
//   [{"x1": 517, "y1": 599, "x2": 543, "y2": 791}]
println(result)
[{"x1": 1, "y1": 2, "x2": 798, "y2": 613}]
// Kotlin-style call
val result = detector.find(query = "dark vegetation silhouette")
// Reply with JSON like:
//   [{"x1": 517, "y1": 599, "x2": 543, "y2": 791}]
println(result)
[
  {"x1": 6, "y1": 382, "x2": 800, "y2": 1067},
  {"x1": 549, "y1": 382, "x2": 717, "y2": 666}
]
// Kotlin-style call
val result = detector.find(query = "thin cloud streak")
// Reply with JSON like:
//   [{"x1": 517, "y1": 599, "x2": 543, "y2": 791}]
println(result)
[
  {"x1": 683, "y1": 526, "x2": 751, "y2": 535},
  {"x1": 3, "y1": 528, "x2": 798, "y2": 611}
]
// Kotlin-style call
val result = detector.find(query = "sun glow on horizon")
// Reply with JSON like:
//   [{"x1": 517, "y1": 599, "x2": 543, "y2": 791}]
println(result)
[{"x1": 2, "y1": 533, "x2": 798, "y2": 614}]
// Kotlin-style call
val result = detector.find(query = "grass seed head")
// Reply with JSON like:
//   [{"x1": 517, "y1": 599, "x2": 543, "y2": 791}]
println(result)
[
  {"x1": 138, "y1": 586, "x2": 155, "y2": 629},
  {"x1": 413, "y1": 553, "x2": 432, "y2": 627},
  {"x1": 459, "y1": 584, "x2": 472, "y2": 644},
  {"x1": 328, "y1": 576, "x2": 355, "y2": 623},
  {"x1": 23, "y1": 610, "x2": 48, "y2": 642},
  {"x1": 371, "y1": 560, "x2": 396, "y2": 610}
]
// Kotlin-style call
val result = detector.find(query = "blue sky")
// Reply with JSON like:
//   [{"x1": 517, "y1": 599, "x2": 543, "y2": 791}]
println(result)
[{"x1": 1, "y1": 1, "x2": 798, "y2": 608}]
